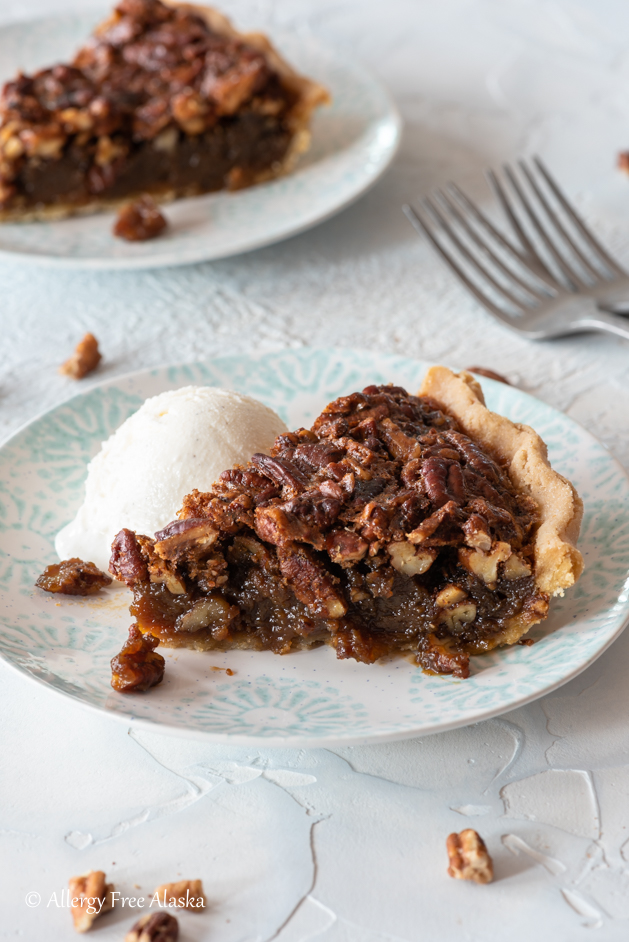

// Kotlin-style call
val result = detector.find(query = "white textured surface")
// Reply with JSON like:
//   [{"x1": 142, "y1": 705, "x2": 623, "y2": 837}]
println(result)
[{"x1": 2, "y1": 0, "x2": 629, "y2": 939}]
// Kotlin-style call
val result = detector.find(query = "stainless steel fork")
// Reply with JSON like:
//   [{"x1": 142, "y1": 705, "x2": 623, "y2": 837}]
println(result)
[{"x1": 403, "y1": 156, "x2": 629, "y2": 341}]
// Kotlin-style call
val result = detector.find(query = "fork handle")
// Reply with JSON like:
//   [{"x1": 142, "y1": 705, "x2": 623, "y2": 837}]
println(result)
[{"x1": 578, "y1": 309, "x2": 629, "y2": 341}]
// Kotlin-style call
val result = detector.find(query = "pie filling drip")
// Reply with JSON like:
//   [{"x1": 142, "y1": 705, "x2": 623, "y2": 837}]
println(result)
[
  {"x1": 0, "y1": 0, "x2": 301, "y2": 211},
  {"x1": 110, "y1": 384, "x2": 549, "y2": 678}
]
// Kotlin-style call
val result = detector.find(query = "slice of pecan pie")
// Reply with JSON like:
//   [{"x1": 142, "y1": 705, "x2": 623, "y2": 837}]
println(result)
[
  {"x1": 110, "y1": 369, "x2": 583, "y2": 678},
  {"x1": 0, "y1": 0, "x2": 329, "y2": 220}
]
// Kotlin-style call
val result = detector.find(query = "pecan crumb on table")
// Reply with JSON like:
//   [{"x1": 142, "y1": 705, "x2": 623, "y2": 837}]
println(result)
[
  {"x1": 36, "y1": 558, "x2": 112, "y2": 595},
  {"x1": 111, "y1": 624, "x2": 165, "y2": 693},
  {"x1": 68, "y1": 870, "x2": 114, "y2": 933},
  {"x1": 466, "y1": 366, "x2": 511, "y2": 385},
  {"x1": 60, "y1": 332, "x2": 102, "y2": 379},
  {"x1": 113, "y1": 196, "x2": 168, "y2": 241},
  {"x1": 446, "y1": 829, "x2": 494, "y2": 884},
  {"x1": 126, "y1": 912, "x2": 179, "y2": 942},
  {"x1": 152, "y1": 879, "x2": 206, "y2": 909},
  {"x1": 618, "y1": 152, "x2": 629, "y2": 174}
]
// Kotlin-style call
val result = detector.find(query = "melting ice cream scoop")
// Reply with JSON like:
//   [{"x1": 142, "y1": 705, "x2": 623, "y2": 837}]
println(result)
[{"x1": 55, "y1": 385, "x2": 288, "y2": 572}]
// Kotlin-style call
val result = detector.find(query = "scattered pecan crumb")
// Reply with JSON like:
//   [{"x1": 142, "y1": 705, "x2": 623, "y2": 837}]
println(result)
[
  {"x1": 125, "y1": 912, "x2": 179, "y2": 942},
  {"x1": 36, "y1": 558, "x2": 112, "y2": 595},
  {"x1": 210, "y1": 666, "x2": 234, "y2": 675},
  {"x1": 152, "y1": 879, "x2": 206, "y2": 910},
  {"x1": 466, "y1": 366, "x2": 511, "y2": 386},
  {"x1": 60, "y1": 332, "x2": 102, "y2": 380},
  {"x1": 618, "y1": 152, "x2": 629, "y2": 174},
  {"x1": 518, "y1": 637, "x2": 535, "y2": 646},
  {"x1": 113, "y1": 196, "x2": 168, "y2": 241},
  {"x1": 446, "y1": 829, "x2": 494, "y2": 884},
  {"x1": 68, "y1": 870, "x2": 114, "y2": 933},
  {"x1": 111, "y1": 624, "x2": 165, "y2": 693}
]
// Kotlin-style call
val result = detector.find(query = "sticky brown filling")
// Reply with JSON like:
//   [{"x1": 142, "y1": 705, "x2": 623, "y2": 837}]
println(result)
[{"x1": 10, "y1": 112, "x2": 292, "y2": 209}]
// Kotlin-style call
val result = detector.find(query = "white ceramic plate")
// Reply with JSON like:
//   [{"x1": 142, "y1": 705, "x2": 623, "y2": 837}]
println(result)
[
  {"x1": 0, "y1": 12, "x2": 401, "y2": 269},
  {"x1": 1, "y1": 347, "x2": 629, "y2": 746}
]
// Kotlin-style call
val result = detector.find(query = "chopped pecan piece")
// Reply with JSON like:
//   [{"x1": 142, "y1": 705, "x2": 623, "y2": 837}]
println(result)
[
  {"x1": 59, "y1": 332, "x2": 101, "y2": 380},
  {"x1": 36, "y1": 558, "x2": 112, "y2": 595},
  {"x1": 407, "y1": 501, "x2": 459, "y2": 544},
  {"x1": 292, "y1": 442, "x2": 345, "y2": 470},
  {"x1": 202, "y1": 47, "x2": 268, "y2": 115},
  {"x1": 139, "y1": 535, "x2": 187, "y2": 594},
  {"x1": 459, "y1": 541, "x2": 512, "y2": 586},
  {"x1": 251, "y1": 453, "x2": 309, "y2": 494},
  {"x1": 113, "y1": 195, "x2": 168, "y2": 241},
  {"x1": 154, "y1": 518, "x2": 218, "y2": 562},
  {"x1": 255, "y1": 491, "x2": 341, "y2": 549},
  {"x1": 278, "y1": 543, "x2": 347, "y2": 618},
  {"x1": 110, "y1": 528, "x2": 149, "y2": 586},
  {"x1": 462, "y1": 513, "x2": 492, "y2": 552},
  {"x1": 126, "y1": 912, "x2": 179, "y2": 942},
  {"x1": 152, "y1": 879, "x2": 206, "y2": 910},
  {"x1": 446, "y1": 829, "x2": 494, "y2": 884},
  {"x1": 416, "y1": 633, "x2": 470, "y2": 678},
  {"x1": 502, "y1": 553, "x2": 532, "y2": 580},
  {"x1": 334, "y1": 625, "x2": 389, "y2": 664},
  {"x1": 68, "y1": 870, "x2": 114, "y2": 933},
  {"x1": 466, "y1": 366, "x2": 511, "y2": 385},
  {"x1": 379, "y1": 417, "x2": 422, "y2": 461},
  {"x1": 437, "y1": 600, "x2": 478, "y2": 634},
  {"x1": 435, "y1": 585, "x2": 467, "y2": 607},
  {"x1": 388, "y1": 541, "x2": 436, "y2": 576},
  {"x1": 326, "y1": 529, "x2": 368, "y2": 566},
  {"x1": 176, "y1": 595, "x2": 237, "y2": 638},
  {"x1": 111, "y1": 625, "x2": 165, "y2": 692}
]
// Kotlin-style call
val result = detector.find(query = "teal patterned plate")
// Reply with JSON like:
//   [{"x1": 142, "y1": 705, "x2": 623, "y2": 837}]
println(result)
[
  {"x1": 0, "y1": 13, "x2": 401, "y2": 269},
  {"x1": 1, "y1": 348, "x2": 628, "y2": 746}
]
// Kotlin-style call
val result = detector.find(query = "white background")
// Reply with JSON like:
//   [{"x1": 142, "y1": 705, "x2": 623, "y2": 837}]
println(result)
[{"x1": 2, "y1": 1, "x2": 629, "y2": 939}]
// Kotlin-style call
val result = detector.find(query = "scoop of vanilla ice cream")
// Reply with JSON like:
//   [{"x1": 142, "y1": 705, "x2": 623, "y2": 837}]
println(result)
[{"x1": 55, "y1": 385, "x2": 288, "y2": 573}]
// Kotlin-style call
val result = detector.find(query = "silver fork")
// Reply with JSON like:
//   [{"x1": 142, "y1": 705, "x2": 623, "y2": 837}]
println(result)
[{"x1": 403, "y1": 156, "x2": 629, "y2": 341}]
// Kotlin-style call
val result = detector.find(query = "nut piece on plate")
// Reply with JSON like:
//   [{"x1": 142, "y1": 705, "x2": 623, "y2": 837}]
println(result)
[
  {"x1": 68, "y1": 870, "x2": 114, "y2": 932},
  {"x1": 113, "y1": 196, "x2": 168, "y2": 242},
  {"x1": 618, "y1": 152, "x2": 629, "y2": 174},
  {"x1": 125, "y1": 912, "x2": 179, "y2": 942},
  {"x1": 152, "y1": 879, "x2": 206, "y2": 910},
  {"x1": 446, "y1": 829, "x2": 494, "y2": 884},
  {"x1": 111, "y1": 624, "x2": 165, "y2": 693},
  {"x1": 36, "y1": 557, "x2": 112, "y2": 595},
  {"x1": 60, "y1": 332, "x2": 102, "y2": 380},
  {"x1": 465, "y1": 366, "x2": 511, "y2": 385}
]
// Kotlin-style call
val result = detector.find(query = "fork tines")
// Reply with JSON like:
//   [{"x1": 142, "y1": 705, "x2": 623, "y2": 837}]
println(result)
[{"x1": 403, "y1": 156, "x2": 622, "y2": 322}]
